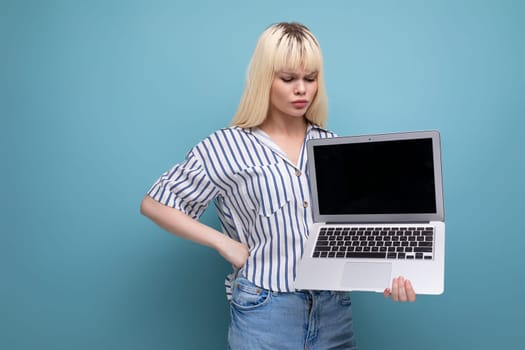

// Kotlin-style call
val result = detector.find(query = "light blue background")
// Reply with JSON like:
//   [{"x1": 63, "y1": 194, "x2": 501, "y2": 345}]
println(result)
[{"x1": 2, "y1": 0, "x2": 524, "y2": 349}]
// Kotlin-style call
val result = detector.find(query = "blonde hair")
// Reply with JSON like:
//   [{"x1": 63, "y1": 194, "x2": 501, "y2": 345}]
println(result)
[{"x1": 231, "y1": 22, "x2": 328, "y2": 128}]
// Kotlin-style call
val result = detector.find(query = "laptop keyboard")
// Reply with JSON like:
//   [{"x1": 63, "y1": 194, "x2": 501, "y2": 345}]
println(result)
[{"x1": 312, "y1": 226, "x2": 434, "y2": 260}]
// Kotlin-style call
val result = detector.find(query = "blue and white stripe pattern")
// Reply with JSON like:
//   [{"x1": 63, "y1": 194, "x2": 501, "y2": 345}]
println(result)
[{"x1": 147, "y1": 124, "x2": 335, "y2": 296}]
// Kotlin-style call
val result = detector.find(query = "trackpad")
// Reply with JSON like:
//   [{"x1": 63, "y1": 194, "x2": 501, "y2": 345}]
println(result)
[{"x1": 341, "y1": 262, "x2": 392, "y2": 291}]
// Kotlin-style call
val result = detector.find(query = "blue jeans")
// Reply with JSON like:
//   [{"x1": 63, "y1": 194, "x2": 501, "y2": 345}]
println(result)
[{"x1": 228, "y1": 276, "x2": 357, "y2": 349}]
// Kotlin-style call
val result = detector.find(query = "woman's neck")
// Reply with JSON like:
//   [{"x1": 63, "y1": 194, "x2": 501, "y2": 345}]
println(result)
[
  {"x1": 258, "y1": 115, "x2": 308, "y2": 138},
  {"x1": 257, "y1": 116, "x2": 308, "y2": 167}
]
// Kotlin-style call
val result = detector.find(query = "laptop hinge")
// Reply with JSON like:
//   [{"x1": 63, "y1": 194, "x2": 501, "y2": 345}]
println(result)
[{"x1": 325, "y1": 221, "x2": 432, "y2": 225}]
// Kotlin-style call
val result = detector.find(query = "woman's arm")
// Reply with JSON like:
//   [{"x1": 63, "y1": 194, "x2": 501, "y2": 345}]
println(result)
[{"x1": 140, "y1": 195, "x2": 249, "y2": 268}]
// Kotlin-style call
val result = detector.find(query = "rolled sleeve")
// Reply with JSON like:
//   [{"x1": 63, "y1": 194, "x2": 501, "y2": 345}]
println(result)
[{"x1": 147, "y1": 150, "x2": 218, "y2": 219}]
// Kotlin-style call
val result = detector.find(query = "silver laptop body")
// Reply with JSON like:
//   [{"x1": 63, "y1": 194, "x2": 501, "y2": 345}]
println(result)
[{"x1": 295, "y1": 130, "x2": 445, "y2": 295}]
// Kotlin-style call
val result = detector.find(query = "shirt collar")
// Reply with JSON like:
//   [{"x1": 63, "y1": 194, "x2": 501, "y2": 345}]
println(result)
[{"x1": 247, "y1": 122, "x2": 325, "y2": 170}]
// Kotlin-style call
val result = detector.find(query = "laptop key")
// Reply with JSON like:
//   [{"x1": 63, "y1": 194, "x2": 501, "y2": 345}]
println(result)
[
  {"x1": 414, "y1": 247, "x2": 433, "y2": 253},
  {"x1": 315, "y1": 246, "x2": 331, "y2": 252},
  {"x1": 346, "y1": 252, "x2": 386, "y2": 259}
]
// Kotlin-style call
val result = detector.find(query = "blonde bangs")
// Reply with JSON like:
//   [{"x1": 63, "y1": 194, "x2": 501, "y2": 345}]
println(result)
[{"x1": 271, "y1": 30, "x2": 323, "y2": 74}]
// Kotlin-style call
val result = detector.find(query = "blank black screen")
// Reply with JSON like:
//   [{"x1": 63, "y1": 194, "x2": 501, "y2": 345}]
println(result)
[{"x1": 313, "y1": 138, "x2": 437, "y2": 215}]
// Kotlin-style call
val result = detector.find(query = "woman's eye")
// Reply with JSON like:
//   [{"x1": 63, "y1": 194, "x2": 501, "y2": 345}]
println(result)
[
  {"x1": 305, "y1": 76, "x2": 317, "y2": 82},
  {"x1": 281, "y1": 77, "x2": 294, "y2": 82}
]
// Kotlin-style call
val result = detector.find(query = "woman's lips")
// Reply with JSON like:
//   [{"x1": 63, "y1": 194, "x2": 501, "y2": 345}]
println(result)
[{"x1": 292, "y1": 100, "x2": 308, "y2": 109}]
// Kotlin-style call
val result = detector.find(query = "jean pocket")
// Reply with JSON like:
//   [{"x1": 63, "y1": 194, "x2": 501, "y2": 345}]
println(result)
[{"x1": 231, "y1": 277, "x2": 271, "y2": 310}]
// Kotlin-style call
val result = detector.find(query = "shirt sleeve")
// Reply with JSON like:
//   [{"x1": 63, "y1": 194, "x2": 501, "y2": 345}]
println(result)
[{"x1": 146, "y1": 150, "x2": 219, "y2": 220}]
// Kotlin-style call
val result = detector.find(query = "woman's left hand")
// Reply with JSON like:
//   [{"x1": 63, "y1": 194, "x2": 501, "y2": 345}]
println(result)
[{"x1": 383, "y1": 276, "x2": 416, "y2": 302}]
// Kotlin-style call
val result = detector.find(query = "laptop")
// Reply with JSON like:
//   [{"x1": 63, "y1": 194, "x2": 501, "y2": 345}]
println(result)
[{"x1": 295, "y1": 130, "x2": 445, "y2": 295}]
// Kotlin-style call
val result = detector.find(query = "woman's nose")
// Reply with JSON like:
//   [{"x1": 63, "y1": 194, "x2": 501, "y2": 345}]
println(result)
[{"x1": 294, "y1": 81, "x2": 306, "y2": 95}]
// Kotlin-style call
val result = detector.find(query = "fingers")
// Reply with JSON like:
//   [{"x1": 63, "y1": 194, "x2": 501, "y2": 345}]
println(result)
[
  {"x1": 217, "y1": 237, "x2": 250, "y2": 269},
  {"x1": 405, "y1": 279, "x2": 416, "y2": 302},
  {"x1": 398, "y1": 277, "x2": 408, "y2": 302},
  {"x1": 392, "y1": 276, "x2": 401, "y2": 302},
  {"x1": 388, "y1": 276, "x2": 416, "y2": 303},
  {"x1": 232, "y1": 242, "x2": 250, "y2": 269}
]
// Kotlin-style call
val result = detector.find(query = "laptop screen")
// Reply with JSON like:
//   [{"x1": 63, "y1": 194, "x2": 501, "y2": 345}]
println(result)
[{"x1": 312, "y1": 138, "x2": 437, "y2": 216}]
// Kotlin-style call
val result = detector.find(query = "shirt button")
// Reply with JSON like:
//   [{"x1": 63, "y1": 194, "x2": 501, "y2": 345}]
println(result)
[
  {"x1": 295, "y1": 170, "x2": 301, "y2": 177},
  {"x1": 303, "y1": 201, "x2": 309, "y2": 208}
]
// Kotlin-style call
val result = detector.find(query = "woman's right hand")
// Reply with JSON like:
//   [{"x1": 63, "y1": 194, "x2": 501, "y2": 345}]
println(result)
[
  {"x1": 140, "y1": 196, "x2": 250, "y2": 268},
  {"x1": 216, "y1": 236, "x2": 250, "y2": 269}
]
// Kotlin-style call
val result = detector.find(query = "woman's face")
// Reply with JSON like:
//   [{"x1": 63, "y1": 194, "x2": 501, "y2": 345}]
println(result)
[{"x1": 268, "y1": 67, "x2": 318, "y2": 121}]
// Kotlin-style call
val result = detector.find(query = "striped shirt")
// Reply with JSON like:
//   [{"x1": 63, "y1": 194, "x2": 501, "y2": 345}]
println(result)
[{"x1": 147, "y1": 123, "x2": 335, "y2": 297}]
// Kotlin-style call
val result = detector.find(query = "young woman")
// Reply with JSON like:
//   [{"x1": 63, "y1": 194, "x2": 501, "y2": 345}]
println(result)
[{"x1": 141, "y1": 22, "x2": 415, "y2": 350}]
